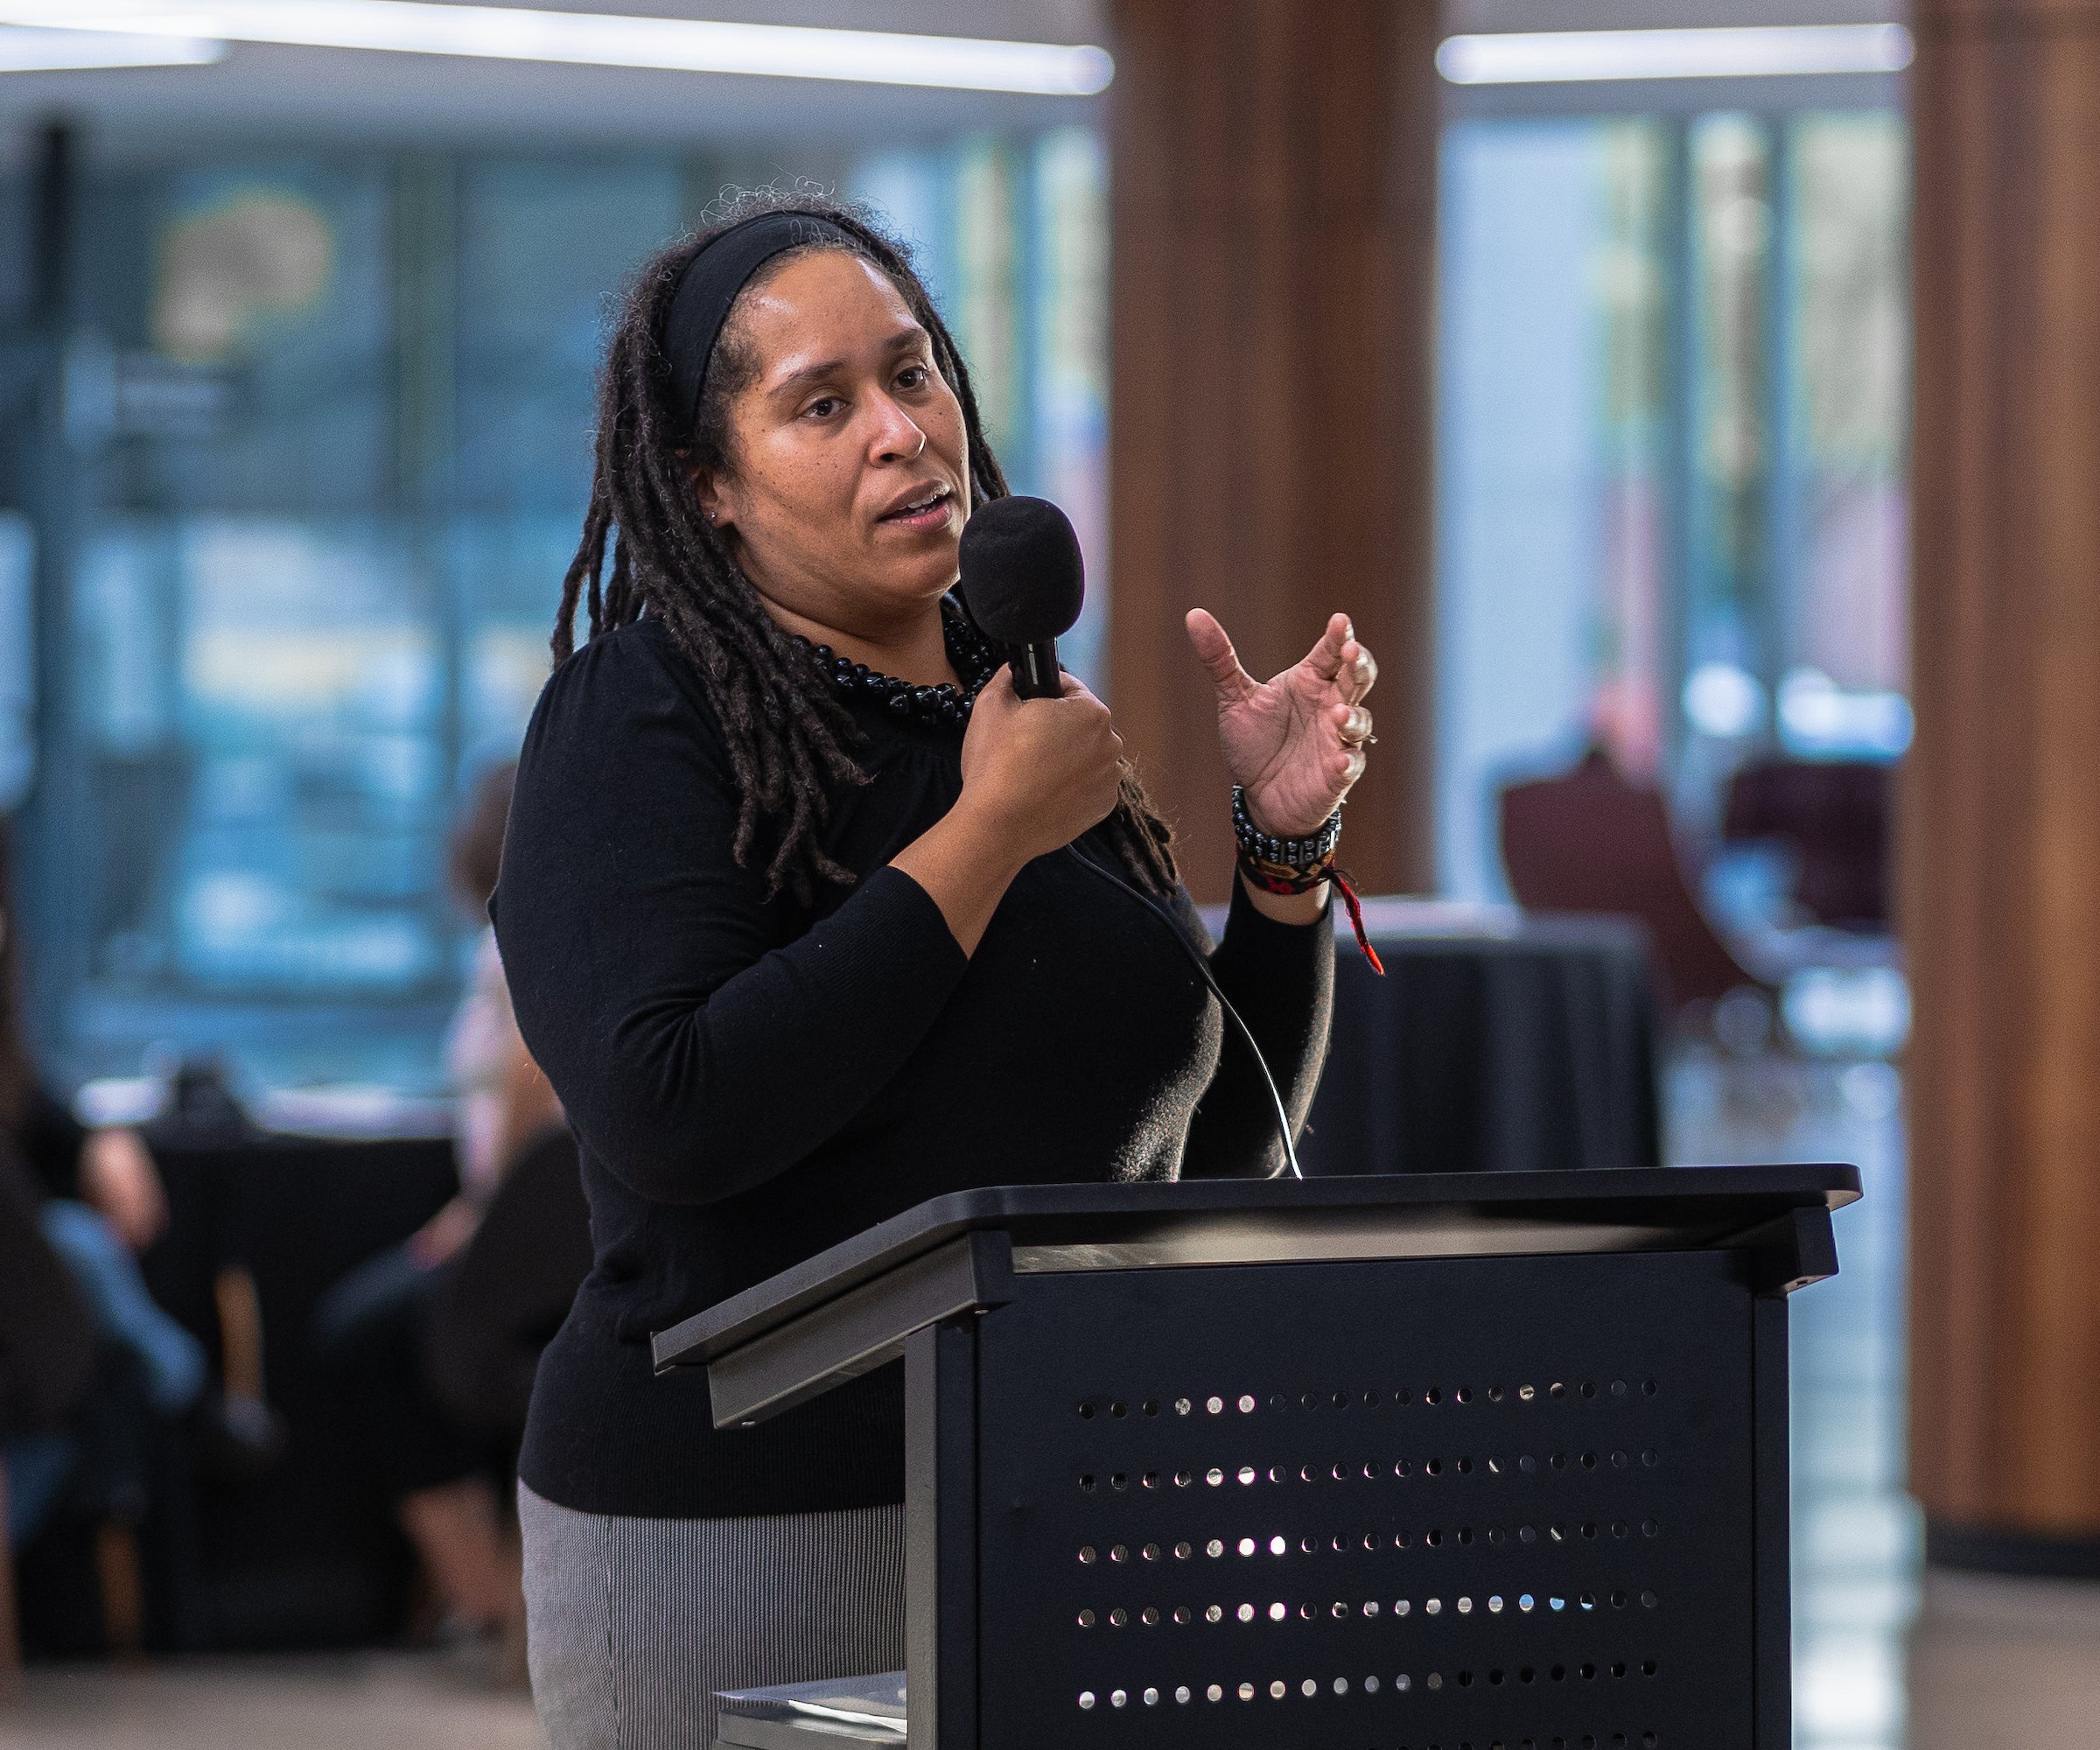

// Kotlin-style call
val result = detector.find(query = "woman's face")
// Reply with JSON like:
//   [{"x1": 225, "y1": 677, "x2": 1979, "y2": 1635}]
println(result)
[{"x1": 697, "y1": 248, "x2": 971, "y2": 639}]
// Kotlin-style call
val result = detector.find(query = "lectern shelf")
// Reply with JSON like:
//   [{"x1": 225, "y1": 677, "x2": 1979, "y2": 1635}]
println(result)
[{"x1": 658, "y1": 1166, "x2": 1857, "y2": 1750}]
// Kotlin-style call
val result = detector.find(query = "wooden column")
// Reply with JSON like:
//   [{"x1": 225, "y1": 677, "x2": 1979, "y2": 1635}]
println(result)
[
  {"x1": 1909, "y1": 0, "x2": 2100, "y2": 1560},
  {"x1": 1106, "y1": 0, "x2": 1440, "y2": 901}
]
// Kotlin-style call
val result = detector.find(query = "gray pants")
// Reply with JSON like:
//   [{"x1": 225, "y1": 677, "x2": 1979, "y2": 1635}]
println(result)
[{"x1": 519, "y1": 1481, "x2": 906, "y2": 1750}]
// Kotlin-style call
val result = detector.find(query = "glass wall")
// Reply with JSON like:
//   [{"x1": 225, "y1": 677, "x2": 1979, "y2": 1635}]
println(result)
[
  {"x1": 1436, "y1": 108, "x2": 1909, "y2": 900},
  {"x1": 3, "y1": 129, "x2": 1108, "y2": 1088}
]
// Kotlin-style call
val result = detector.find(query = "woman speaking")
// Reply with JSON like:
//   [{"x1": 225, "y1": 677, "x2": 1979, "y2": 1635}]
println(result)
[{"x1": 496, "y1": 192, "x2": 1377, "y2": 1747}]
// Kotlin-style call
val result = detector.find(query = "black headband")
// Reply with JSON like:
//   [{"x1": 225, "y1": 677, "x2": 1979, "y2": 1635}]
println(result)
[{"x1": 661, "y1": 211, "x2": 858, "y2": 438}]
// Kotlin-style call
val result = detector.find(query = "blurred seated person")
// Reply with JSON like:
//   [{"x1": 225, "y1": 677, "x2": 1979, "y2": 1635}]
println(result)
[
  {"x1": 315, "y1": 762, "x2": 576, "y2": 1647},
  {"x1": 3, "y1": 1139, "x2": 88, "y2": 1689},
  {"x1": 1, "y1": 1140, "x2": 94, "y2": 1568},
  {"x1": 0, "y1": 819, "x2": 279, "y2": 1556},
  {"x1": 13, "y1": 1097, "x2": 206, "y2": 1439},
  {"x1": 425, "y1": 1126, "x2": 592, "y2": 1475}
]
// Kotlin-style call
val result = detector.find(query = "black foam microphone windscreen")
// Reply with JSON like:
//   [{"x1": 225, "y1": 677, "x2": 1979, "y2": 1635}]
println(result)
[{"x1": 957, "y1": 495, "x2": 1085, "y2": 697}]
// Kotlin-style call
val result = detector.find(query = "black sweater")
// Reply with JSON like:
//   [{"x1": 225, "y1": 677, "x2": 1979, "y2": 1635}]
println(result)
[{"x1": 496, "y1": 615, "x2": 1333, "y2": 1520}]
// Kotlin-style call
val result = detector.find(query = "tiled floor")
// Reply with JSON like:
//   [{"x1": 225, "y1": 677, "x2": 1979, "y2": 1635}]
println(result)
[
  {"x1": 4, "y1": 1050, "x2": 2098, "y2": 1746},
  {"x1": 0, "y1": 1651, "x2": 546, "y2": 1749},
  {"x1": 1908, "y1": 1570, "x2": 2100, "y2": 1747}
]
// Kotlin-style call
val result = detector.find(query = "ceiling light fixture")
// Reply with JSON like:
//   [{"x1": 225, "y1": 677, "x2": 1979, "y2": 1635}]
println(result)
[
  {"x1": 0, "y1": 24, "x2": 223, "y2": 70},
  {"x1": 0, "y1": 1, "x2": 1113, "y2": 94},
  {"x1": 1438, "y1": 23, "x2": 1914, "y2": 86}
]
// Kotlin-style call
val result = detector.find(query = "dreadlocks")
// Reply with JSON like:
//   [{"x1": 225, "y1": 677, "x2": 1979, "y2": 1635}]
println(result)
[{"x1": 555, "y1": 187, "x2": 1176, "y2": 906}]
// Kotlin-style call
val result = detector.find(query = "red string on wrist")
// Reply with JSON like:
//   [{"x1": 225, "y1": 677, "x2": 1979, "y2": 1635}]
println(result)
[
  {"x1": 1236, "y1": 857, "x2": 1386, "y2": 976},
  {"x1": 1332, "y1": 870, "x2": 1385, "y2": 976}
]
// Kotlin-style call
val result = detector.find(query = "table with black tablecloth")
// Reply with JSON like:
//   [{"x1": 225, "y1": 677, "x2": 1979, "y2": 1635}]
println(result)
[
  {"x1": 1207, "y1": 899, "x2": 1662, "y2": 1178},
  {"x1": 142, "y1": 1125, "x2": 459, "y2": 1651}
]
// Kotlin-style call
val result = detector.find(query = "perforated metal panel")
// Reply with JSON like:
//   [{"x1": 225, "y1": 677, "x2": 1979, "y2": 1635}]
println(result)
[{"x1": 972, "y1": 1250, "x2": 1758, "y2": 1749}]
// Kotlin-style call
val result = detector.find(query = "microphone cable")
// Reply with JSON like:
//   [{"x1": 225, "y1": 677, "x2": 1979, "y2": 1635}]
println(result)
[{"x1": 1062, "y1": 844, "x2": 1304, "y2": 1181}]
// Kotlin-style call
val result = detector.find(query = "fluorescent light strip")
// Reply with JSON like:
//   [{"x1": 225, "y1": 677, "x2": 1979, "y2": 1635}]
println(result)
[
  {"x1": 0, "y1": 2, "x2": 1112, "y2": 94},
  {"x1": 0, "y1": 24, "x2": 222, "y2": 69},
  {"x1": 1438, "y1": 24, "x2": 1914, "y2": 86}
]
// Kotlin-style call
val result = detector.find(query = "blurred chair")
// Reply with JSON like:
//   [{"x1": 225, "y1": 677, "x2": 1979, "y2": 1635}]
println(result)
[
  {"x1": 1722, "y1": 757, "x2": 1894, "y2": 930},
  {"x1": 1499, "y1": 747, "x2": 1763, "y2": 1021}
]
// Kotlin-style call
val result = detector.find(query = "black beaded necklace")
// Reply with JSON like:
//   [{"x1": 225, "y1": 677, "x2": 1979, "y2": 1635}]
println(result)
[{"x1": 798, "y1": 598, "x2": 1001, "y2": 730}]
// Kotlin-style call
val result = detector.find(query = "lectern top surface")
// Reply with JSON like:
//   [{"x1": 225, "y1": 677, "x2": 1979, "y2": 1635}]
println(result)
[
  {"x1": 715, "y1": 1672, "x2": 906, "y2": 1746},
  {"x1": 654, "y1": 1165, "x2": 1856, "y2": 1372}
]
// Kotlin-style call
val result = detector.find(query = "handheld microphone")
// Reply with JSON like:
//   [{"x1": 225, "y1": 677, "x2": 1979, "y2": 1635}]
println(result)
[
  {"x1": 956, "y1": 495, "x2": 1085, "y2": 698},
  {"x1": 958, "y1": 496, "x2": 1301, "y2": 1177}
]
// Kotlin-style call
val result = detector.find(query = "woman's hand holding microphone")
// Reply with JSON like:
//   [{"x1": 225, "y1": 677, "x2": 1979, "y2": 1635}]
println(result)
[
  {"x1": 892, "y1": 667, "x2": 1125, "y2": 954},
  {"x1": 956, "y1": 669, "x2": 1126, "y2": 864}
]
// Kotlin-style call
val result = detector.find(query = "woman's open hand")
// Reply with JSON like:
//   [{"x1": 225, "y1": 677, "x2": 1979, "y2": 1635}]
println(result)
[{"x1": 1186, "y1": 609, "x2": 1376, "y2": 836}]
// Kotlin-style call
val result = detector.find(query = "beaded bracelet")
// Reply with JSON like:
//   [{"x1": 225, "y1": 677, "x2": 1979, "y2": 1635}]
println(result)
[
  {"x1": 1230, "y1": 787, "x2": 1384, "y2": 974},
  {"x1": 1231, "y1": 784, "x2": 1342, "y2": 878}
]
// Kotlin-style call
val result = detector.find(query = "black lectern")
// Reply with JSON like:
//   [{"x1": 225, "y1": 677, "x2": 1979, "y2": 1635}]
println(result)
[{"x1": 653, "y1": 1166, "x2": 1856, "y2": 1750}]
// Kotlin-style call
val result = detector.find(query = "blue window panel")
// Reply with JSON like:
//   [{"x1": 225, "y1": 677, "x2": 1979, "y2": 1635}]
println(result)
[
  {"x1": 1435, "y1": 120, "x2": 1606, "y2": 903},
  {"x1": 454, "y1": 158, "x2": 683, "y2": 513}
]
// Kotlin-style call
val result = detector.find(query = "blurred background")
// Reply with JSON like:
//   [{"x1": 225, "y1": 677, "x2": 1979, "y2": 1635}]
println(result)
[
  {"x1": 0, "y1": 20, "x2": 1117, "y2": 1094},
  {"x1": 1, "y1": 0, "x2": 2094, "y2": 1746}
]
